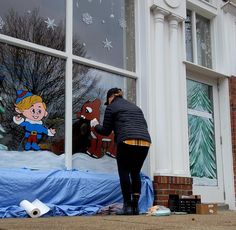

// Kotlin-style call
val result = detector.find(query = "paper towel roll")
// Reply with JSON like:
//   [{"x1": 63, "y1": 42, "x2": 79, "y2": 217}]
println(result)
[
  {"x1": 20, "y1": 200, "x2": 41, "y2": 218},
  {"x1": 32, "y1": 199, "x2": 50, "y2": 216}
]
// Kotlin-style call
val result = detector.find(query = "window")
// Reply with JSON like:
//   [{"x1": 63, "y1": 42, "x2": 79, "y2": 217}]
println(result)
[
  {"x1": 185, "y1": 10, "x2": 212, "y2": 69},
  {"x1": 187, "y1": 79, "x2": 217, "y2": 186},
  {"x1": 73, "y1": 0, "x2": 135, "y2": 71},
  {"x1": 0, "y1": 0, "x2": 66, "y2": 51},
  {"x1": 0, "y1": 42, "x2": 65, "y2": 157},
  {"x1": 0, "y1": 0, "x2": 136, "y2": 169}
]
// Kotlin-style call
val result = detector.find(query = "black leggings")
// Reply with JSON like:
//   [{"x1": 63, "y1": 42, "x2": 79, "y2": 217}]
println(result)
[{"x1": 116, "y1": 142, "x2": 149, "y2": 203}]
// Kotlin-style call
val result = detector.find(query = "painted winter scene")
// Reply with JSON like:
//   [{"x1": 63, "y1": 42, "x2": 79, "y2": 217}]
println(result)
[
  {"x1": 0, "y1": 1, "x2": 136, "y2": 173},
  {"x1": 0, "y1": 91, "x2": 118, "y2": 173}
]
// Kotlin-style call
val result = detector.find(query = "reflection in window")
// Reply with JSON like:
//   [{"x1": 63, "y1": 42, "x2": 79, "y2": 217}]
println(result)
[
  {"x1": 73, "y1": 0, "x2": 135, "y2": 71},
  {"x1": 187, "y1": 79, "x2": 217, "y2": 186},
  {"x1": 0, "y1": 43, "x2": 65, "y2": 157},
  {"x1": 185, "y1": 10, "x2": 212, "y2": 69},
  {"x1": 72, "y1": 63, "x2": 136, "y2": 161},
  {"x1": 185, "y1": 10, "x2": 193, "y2": 62},
  {"x1": 196, "y1": 14, "x2": 212, "y2": 68},
  {"x1": 0, "y1": 0, "x2": 66, "y2": 51}
]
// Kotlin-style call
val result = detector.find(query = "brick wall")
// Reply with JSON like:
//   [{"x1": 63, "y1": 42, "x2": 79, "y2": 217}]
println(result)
[
  {"x1": 229, "y1": 77, "x2": 236, "y2": 203},
  {"x1": 153, "y1": 175, "x2": 193, "y2": 207}
]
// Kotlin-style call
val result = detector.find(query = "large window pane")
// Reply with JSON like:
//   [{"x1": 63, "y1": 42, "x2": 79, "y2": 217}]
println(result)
[
  {"x1": 72, "y1": 63, "x2": 136, "y2": 170},
  {"x1": 73, "y1": 0, "x2": 135, "y2": 71},
  {"x1": 0, "y1": 0, "x2": 66, "y2": 51},
  {"x1": 196, "y1": 14, "x2": 212, "y2": 68},
  {"x1": 0, "y1": 43, "x2": 65, "y2": 169}
]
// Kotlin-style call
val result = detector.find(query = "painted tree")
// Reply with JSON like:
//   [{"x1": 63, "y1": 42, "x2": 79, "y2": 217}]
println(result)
[{"x1": 188, "y1": 83, "x2": 217, "y2": 179}]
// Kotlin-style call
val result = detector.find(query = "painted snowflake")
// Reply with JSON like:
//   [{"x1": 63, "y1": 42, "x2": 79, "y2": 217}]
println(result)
[
  {"x1": 119, "y1": 18, "x2": 127, "y2": 29},
  {"x1": 0, "y1": 16, "x2": 5, "y2": 30},
  {"x1": 82, "y1": 13, "x2": 93, "y2": 25},
  {"x1": 103, "y1": 38, "x2": 113, "y2": 51},
  {"x1": 44, "y1": 17, "x2": 57, "y2": 30}
]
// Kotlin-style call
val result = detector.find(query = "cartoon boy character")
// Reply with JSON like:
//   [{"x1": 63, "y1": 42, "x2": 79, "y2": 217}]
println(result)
[{"x1": 13, "y1": 90, "x2": 56, "y2": 151}]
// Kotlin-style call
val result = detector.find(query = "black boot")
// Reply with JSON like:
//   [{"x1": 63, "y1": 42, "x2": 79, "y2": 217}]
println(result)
[
  {"x1": 116, "y1": 201, "x2": 133, "y2": 215},
  {"x1": 132, "y1": 194, "x2": 140, "y2": 215}
]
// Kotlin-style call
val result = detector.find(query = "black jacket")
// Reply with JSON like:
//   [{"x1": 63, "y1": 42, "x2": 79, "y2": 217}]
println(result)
[{"x1": 95, "y1": 97, "x2": 151, "y2": 144}]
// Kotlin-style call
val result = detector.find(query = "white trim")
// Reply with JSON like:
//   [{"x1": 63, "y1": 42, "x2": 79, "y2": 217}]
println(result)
[
  {"x1": 72, "y1": 55, "x2": 137, "y2": 79},
  {"x1": 218, "y1": 77, "x2": 236, "y2": 210},
  {"x1": 187, "y1": 0, "x2": 217, "y2": 19},
  {"x1": 65, "y1": 0, "x2": 73, "y2": 169},
  {"x1": 0, "y1": 33, "x2": 137, "y2": 80},
  {"x1": 0, "y1": 34, "x2": 67, "y2": 59},
  {"x1": 188, "y1": 108, "x2": 213, "y2": 119},
  {"x1": 184, "y1": 61, "x2": 229, "y2": 79}
]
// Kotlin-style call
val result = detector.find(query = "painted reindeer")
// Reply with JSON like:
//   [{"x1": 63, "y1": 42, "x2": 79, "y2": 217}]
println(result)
[{"x1": 73, "y1": 98, "x2": 116, "y2": 158}]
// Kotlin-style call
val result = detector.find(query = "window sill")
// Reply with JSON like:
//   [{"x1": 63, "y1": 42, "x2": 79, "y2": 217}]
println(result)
[{"x1": 184, "y1": 61, "x2": 228, "y2": 79}]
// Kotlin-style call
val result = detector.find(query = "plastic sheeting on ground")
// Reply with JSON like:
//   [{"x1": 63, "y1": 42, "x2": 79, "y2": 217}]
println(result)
[{"x1": 0, "y1": 168, "x2": 154, "y2": 218}]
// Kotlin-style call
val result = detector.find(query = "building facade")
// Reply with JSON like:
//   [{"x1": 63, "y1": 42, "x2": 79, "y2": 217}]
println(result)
[{"x1": 0, "y1": 0, "x2": 236, "y2": 210}]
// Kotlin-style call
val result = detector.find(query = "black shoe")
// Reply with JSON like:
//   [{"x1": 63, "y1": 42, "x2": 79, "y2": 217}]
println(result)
[
  {"x1": 132, "y1": 194, "x2": 140, "y2": 215},
  {"x1": 116, "y1": 203, "x2": 133, "y2": 215},
  {"x1": 132, "y1": 202, "x2": 140, "y2": 215}
]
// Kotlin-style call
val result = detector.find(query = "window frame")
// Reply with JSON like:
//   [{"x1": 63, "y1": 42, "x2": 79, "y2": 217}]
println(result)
[
  {"x1": 186, "y1": 0, "x2": 217, "y2": 70},
  {"x1": 0, "y1": 0, "x2": 138, "y2": 169}
]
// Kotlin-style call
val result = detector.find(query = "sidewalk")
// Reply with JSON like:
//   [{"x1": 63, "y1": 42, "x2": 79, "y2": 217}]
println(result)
[{"x1": 0, "y1": 211, "x2": 236, "y2": 230}]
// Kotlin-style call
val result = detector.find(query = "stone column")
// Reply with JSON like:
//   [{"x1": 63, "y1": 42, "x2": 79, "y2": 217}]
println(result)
[
  {"x1": 151, "y1": 8, "x2": 171, "y2": 175},
  {"x1": 168, "y1": 15, "x2": 187, "y2": 175}
]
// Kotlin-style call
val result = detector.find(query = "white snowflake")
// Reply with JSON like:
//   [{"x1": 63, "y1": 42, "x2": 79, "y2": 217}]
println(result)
[
  {"x1": 44, "y1": 17, "x2": 57, "y2": 30},
  {"x1": 119, "y1": 18, "x2": 127, "y2": 29},
  {"x1": 76, "y1": 1, "x2": 80, "y2": 8},
  {"x1": 201, "y1": 42, "x2": 206, "y2": 50},
  {"x1": 103, "y1": 38, "x2": 113, "y2": 51},
  {"x1": 88, "y1": 0, "x2": 92, "y2": 2},
  {"x1": 0, "y1": 16, "x2": 5, "y2": 30},
  {"x1": 82, "y1": 13, "x2": 93, "y2": 25},
  {"x1": 99, "y1": 0, "x2": 102, "y2": 3}
]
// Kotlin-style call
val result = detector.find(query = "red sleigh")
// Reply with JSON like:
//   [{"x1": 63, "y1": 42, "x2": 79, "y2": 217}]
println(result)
[{"x1": 76, "y1": 98, "x2": 117, "y2": 159}]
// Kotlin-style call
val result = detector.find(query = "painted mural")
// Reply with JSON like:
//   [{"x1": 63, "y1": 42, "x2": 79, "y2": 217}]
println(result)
[{"x1": 187, "y1": 79, "x2": 217, "y2": 186}]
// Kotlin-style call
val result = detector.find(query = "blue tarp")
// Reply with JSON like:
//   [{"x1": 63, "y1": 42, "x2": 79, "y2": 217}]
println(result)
[{"x1": 0, "y1": 168, "x2": 154, "y2": 218}]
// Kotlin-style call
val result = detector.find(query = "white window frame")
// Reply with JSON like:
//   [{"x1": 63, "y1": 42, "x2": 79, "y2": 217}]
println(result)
[
  {"x1": 186, "y1": 0, "x2": 217, "y2": 69},
  {"x1": 0, "y1": 0, "x2": 138, "y2": 169}
]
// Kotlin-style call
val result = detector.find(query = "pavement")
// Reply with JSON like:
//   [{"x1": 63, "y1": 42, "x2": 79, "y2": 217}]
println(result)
[{"x1": 0, "y1": 211, "x2": 236, "y2": 230}]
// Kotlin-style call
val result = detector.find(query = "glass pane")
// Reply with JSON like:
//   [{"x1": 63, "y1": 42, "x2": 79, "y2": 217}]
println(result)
[
  {"x1": 187, "y1": 79, "x2": 217, "y2": 186},
  {"x1": 187, "y1": 79, "x2": 213, "y2": 113},
  {"x1": 185, "y1": 10, "x2": 193, "y2": 62},
  {"x1": 73, "y1": 0, "x2": 135, "y2": 71},
  {"x1": 196, "y1": 14, "x2": 212, "y2": 68},
  {"x1": 0, "y1": 43, "x2": 66, "y2": 169},
  {"x1": 72, "y1": 63, "x2": 136, "y2": 171},
  {"x1": 0, "y1": 0, "x2": 66, "y2": 51}
]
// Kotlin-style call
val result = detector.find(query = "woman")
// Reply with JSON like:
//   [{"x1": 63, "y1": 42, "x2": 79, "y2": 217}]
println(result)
[{"x1": 91, "y1": 88, "x2": 151, "y2": 215}]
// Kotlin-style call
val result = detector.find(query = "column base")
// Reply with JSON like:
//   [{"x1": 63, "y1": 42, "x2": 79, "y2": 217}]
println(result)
[{"x1": 153, "y1": 175, "x2": 193, "y2": 207}]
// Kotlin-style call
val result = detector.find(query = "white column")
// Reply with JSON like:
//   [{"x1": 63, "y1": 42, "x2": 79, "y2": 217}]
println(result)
[
  {"x1": 151, "y1": 8, "x2": 171, "y2": 175},
  {"x1": 168, "y1": 16, "x2": 185, "y2": 175}
]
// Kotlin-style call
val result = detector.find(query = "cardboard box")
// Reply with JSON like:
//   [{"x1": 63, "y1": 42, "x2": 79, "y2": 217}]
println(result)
[{"x1": 196, "y1": 203, "x2": 217, "y2": 215}]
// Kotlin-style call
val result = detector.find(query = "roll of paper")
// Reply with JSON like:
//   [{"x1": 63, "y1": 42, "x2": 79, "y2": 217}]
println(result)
[
  {"x1": 20, "y1": 200, "x2": 41, "y2": 218},
  {"x1": 32, "y1": 199, "x2": 50, "y2": 216}
]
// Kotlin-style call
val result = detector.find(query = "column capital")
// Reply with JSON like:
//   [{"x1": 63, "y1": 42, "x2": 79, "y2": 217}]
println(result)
[
  {"x1": 168, "y1": 13, "x2": 184, "y2": 23},
  {"x1": 151, "y1": 5, "x2": 169, "y2": 17}
]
